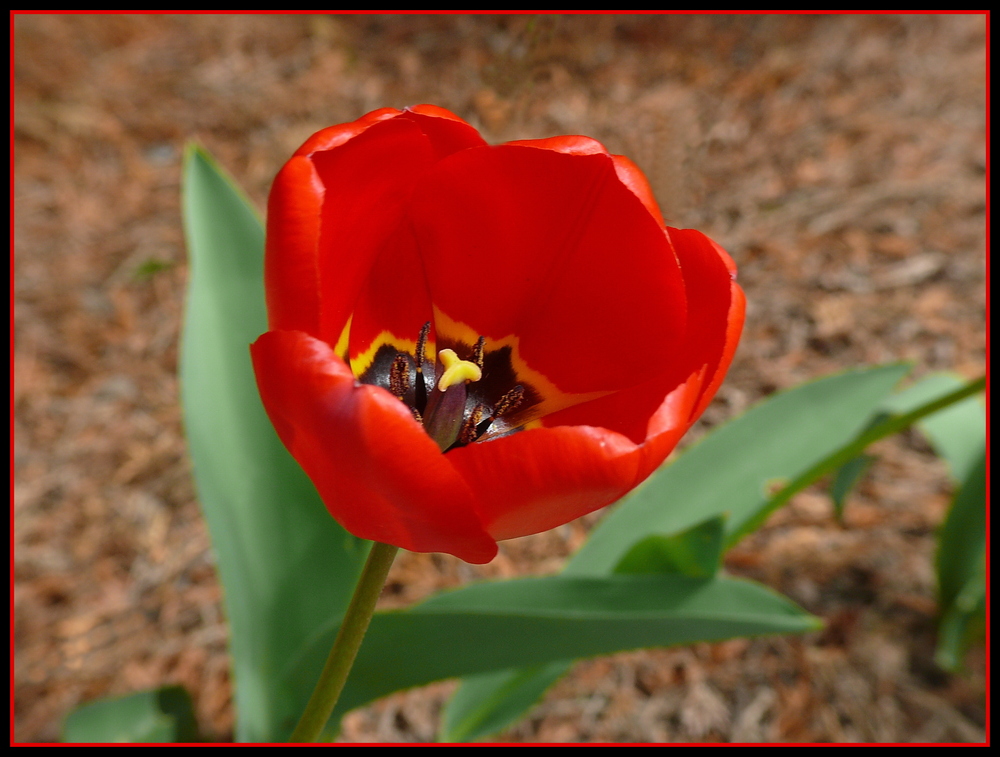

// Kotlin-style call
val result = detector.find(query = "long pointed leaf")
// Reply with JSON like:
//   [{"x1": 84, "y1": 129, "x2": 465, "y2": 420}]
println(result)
[
  {"x1": 180, "y1": 146, "x2": 369, "y2": 742},
  {"x1": 439, "y1": 665, "x2": 565, "y2": 744},
  {"x1": 934, "y1": 445, "x2": 986, "y2": 671},
  {"x1": 288, "y1": 574, "x2": 819, "y2": 725}
]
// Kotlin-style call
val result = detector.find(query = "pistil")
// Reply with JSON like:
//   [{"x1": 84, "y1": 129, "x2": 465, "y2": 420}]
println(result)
[
  {"x1": 422, "y1": 378, "x2": 471, "y2": 452},
  {"x1": 436, "y1": 349, "x2": 482, "y2": 391}
]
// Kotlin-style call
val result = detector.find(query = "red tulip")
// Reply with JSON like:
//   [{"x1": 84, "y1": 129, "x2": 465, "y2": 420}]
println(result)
[{"x1": 251, "y1": 105, "x2": 744, "y2": 564}]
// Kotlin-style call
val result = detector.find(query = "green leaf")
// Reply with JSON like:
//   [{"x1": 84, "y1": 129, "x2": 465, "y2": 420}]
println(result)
[
  {"x1": 571, "y1": 363, "x2": 912, "y2": 574},
  {"x1": 62, "y1": 686, "x2": 198, "y2": 743},
  {"x1": 439, "y1": 665, "x2": 566, "y2": 743},
  {"x1": 935, "y1": 573, "x2": 986, "y2": 673},
  {"x1": 934, "y1": 445, "x2": 986, "y2": 671},
  {"x1": 299, "y1": 574, "x2": 819, "y2": 725},
  {"x1": 884, "y1": 373, "x2": 986, "y2": 485},
  {"x1": 441, "y1": 516, "x2": 727, "y2": 742},
  {"x1": 829, "y1": 453, "x2": 875, "y2": 520},
  {"x1": 937, "y1": 438, "x2": 986, "y2": 605},
  {"x1": 444, "y1": 364, "x2": 910, "y2": 742},
  {"x1": 180, "y1": 146, "x2": 369, "y2": 742},
  {"x1": 613, "y1": 515, "x2": 726, "y2": 578},
  {"x1": 878, "y1": 374, "x2": 987, "y2": 671}
]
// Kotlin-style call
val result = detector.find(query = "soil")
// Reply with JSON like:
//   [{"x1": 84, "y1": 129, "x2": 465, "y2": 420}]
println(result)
[{"x1": 13, "y1": 13, "x2": 986, "y2": 744}]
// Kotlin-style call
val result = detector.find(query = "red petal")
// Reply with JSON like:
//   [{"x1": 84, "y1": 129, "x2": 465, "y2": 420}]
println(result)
[
  {"x1": 678, "y1": 225, "x2": 738, "y2": 280},
  {"x1": 267, "y1": 108, "x2": 415, "y2": 335},
  {"x1": 409, "y1": 144, "x2": 687, "y2": 397},
  {"x1": 506, "y1": 136, "x2": 670, "y2": 235},
  {"x1": 402, "y1": 105, "x2": 488, "y2": 158},
  {"x1": 538, "y1": 359, "x2": 691, "y2": 444},
  {"x1": 537, "y1": 229, "x2": 739, "y2": 443},
  {"x1": 666, "y1": 227, "x2": 744, "y2": 419},
  {"x1": 347, "y1": 222, "x2": 434, "y2": 370},
  {"x1": 343, "y1": 108, "x2": 486, "y2": 359},
  {"x1": 309, "y1": 117, "x2": 439, "y2": 347},
  {"x1": 691, "y1": 279, "x2": 745, "y2": 421},
  {"x1": 632, "y1": 369, "x2": 705, "y2": 483},
  {"x1": 505, "y1": 134, "x2": 608, "y2": 156},
  {"x1": 265, "y1": 156, "x2": 323, "y2": 334},
  {"x1": 250, "y1": 330, "x2": 497, "y2": 563},
  {"x1": 611, "y1": 154, "x2": 666, "y2": 230},
  {"x1": 448, "y1": 425, "x2": 640, "y2": 542},
  {"x1": 294, "y1": 107, "x2": 401, "y2": 156},
  {"x1": 405, "y1": 103, "x2": 472, "y2": 122}
]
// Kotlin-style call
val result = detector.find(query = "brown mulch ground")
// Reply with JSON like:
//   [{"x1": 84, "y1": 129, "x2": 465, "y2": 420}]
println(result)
[{"x1": 13, "y1": 13, "x2": 986, "y2": 744}]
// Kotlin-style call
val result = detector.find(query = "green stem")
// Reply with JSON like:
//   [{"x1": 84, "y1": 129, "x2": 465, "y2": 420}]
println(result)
[{"x1": 290, "y1": 541, "x2": 399, "y2": 743}]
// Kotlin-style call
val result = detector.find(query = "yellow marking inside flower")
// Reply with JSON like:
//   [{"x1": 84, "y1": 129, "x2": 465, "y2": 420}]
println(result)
[
  {"x1": 437, "y1": 349, "x2": 482, "y2": 391},
  {"x1": 334, "y1": 316, "x2": 352, "y2": 362},
  {"x1": 345, "y1": 326, "x2": 436, "y2": 380}
]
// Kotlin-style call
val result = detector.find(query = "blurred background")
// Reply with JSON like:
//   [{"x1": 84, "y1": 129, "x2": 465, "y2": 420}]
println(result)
[{"x1": 14, "y1": 14, "x2": 985, "y2": 743}]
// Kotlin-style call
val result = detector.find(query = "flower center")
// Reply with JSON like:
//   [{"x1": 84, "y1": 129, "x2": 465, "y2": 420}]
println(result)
[{"x1": 374, "y1": 322, "x2": 527, "y2": 452}]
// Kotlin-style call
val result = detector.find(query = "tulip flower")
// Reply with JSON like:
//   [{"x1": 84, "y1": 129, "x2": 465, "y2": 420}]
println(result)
[{"x1": 251, "y1": 104, "x2": 744, "y2": 565}]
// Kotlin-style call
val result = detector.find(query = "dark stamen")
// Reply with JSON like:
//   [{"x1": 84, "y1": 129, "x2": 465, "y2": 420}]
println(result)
[
  {"x1": 472, "y1": 336, "x2": 485, "y2": 370},
  {"x1": 474, "y1": 416, "x2": 494, "y2": 438},
  {"x1": 471, "y1": 385, "x2": 525, "y2": 441},
  {"x1": 389, "y1": 354, "x2": 409, "y2": 399},
  {"x1": 415, "y1": 322, "x2": 430, "y2": 375},
  {"x1": 459, "y1": 404, "x2": 487, "y2": 445},
  {"x1": 414, "y1": 321, "x2": 431, "y2": 412},
  {"x1": 494, "y1": 385, "x2": 524, "y2": 418}
]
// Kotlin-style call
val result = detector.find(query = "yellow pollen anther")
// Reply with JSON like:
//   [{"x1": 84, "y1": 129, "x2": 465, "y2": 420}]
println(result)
[{"x1": 437, "y1": 349, "x2": 482, "y2": 391}]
